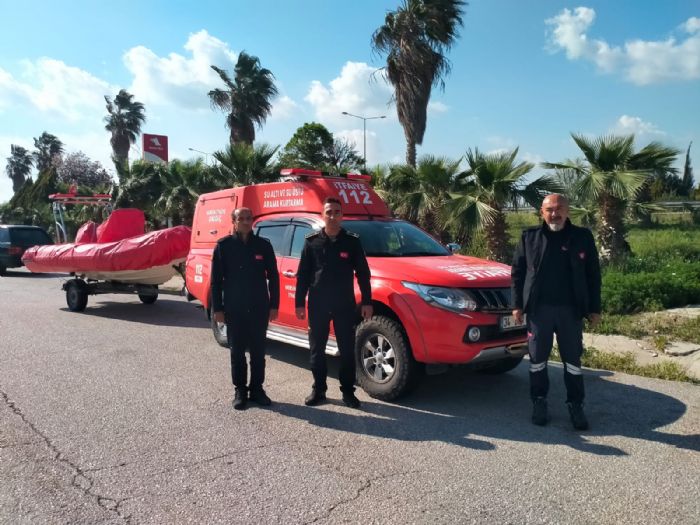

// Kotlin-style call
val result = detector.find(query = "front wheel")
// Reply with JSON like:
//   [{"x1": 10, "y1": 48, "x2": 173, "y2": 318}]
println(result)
[
  {"x1": 210, "y1": 307, "x2": 228, "y2": 348},
  {"x1": 355, "y1": 316, "x2": 423, "y2": 401},
  {"x1": 65, "y1": 279, "x2": 88, "y2": 312}
]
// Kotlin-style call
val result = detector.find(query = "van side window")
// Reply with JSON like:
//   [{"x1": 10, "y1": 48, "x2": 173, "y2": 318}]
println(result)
[
  {"x1": 290, "y1": 224, "x2": 312, "y2": 258},
  {"x1": 256, "y1": 224, "x2": 287, "y2": 255}
]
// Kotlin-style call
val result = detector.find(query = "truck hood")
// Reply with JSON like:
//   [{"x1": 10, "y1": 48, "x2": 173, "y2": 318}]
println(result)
[{"x1": 369, "y1": 254, "x2": 511, "y2": 288}]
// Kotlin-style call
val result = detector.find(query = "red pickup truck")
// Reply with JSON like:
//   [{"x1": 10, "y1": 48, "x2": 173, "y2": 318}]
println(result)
[{"x1": 185, "y1": 169, "x2": 527, "y2": 400}]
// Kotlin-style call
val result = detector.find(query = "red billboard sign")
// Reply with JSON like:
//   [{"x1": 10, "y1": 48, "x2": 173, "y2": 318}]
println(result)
[{"x1": 143, "y1": 134, "x2": 168, "y2": 164}]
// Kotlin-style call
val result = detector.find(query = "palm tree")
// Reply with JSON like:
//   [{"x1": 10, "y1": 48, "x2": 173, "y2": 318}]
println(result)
[
  {"x1": 212, "y1": 142, "x2": 279, "y2": 187},
  {"x1": 378, "y1": 155, "x2": 461, "y2": 239},
  {"x1": 444, "y1": 148, "x2": 561, "y2": 262},
  {"x1": 33, "y1": 132, "x2": 64, "y2": 173},
  {"x1": 104, "y1": 89, "x2": 146, "y2": 168},
  {"x1": 372, "y1": 0, "x2": 466, "y2": 167},
  {"x1": 543, "y1": 134, "x2": 679, "y2": 262},
  {"x1": 154, "y1": 159, "x2": 209, "y2": 226},
  {"x1": 5, "y1": 145, "x2": 34, "y2": 193},
  {"x1": 208, "y1": 52, "x2": 278, "y2": 145}
]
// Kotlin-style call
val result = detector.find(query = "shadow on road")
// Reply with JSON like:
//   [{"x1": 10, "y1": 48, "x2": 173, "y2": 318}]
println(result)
[
  {"x1": 58, "y1": 297, "x2": 209, "y2": 329},
  {"x1": 1, "y1": 270, "x2": 66, "y2": 279},
  {"x1": 265, "y1": 341, "x2": 700, "y2": 456}
]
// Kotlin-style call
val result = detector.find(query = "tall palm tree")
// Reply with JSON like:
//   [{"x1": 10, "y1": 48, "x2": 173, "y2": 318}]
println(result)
[
  {"x1": 33, "y1": 132, "x2": 64, "y2": 173},
  {"x1": 208, "y1": 52, "x2": 278, "y2": 146},
  {"x1": 104, "y1": 89, "x2": 146, "y2": 168},
  {"x1": 5, "y1": 145, "x2": 34, "y2": 193},
  {"x1": 212, "y1": 142, "x2": 279, "y2": 187},
  {"x1": 378, "y1": 155, "x2": 461, "y2": 239},
  {"x1": 543, "y1": 134, "x2": 679, "y2": 262},
  {"x1": 372, "y1": 0, "x2": 466, "y2": 167},
  {"x1": 444, "y1": 148, "x2": 561, "y2": 262}
]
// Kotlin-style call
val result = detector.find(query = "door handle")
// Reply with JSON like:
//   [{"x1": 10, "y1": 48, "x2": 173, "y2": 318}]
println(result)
[
  {"x1": 283, "y1": 270, "x2": 296, "y2": 278},
  {"x1": 209, "y1": 229, "x2": 218, "y2": 235}
]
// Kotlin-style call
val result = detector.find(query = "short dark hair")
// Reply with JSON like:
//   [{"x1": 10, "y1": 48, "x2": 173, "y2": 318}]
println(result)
[{"x1": 324, "y1": 197, "x2": 342, "y2": 207}]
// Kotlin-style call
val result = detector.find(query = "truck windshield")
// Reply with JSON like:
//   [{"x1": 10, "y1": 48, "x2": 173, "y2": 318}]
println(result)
[{"x1": 343, "y1": 220, "x2": 450, "y2": 257}]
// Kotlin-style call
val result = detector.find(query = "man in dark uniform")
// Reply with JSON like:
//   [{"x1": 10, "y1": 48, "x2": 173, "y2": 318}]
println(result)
[
  {"x1": 211, "y1": 207, "x2": 280, "y2": 410},
  {"x1": 511, "y1": 194, "x2": 601, "y2": 430},
  {"x1": 295, "y1": 197, "x2": 373, "y2": 409}
]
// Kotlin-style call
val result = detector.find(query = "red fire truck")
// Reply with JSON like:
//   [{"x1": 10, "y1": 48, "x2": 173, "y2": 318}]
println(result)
[{"x1": 185, "y1": 169, "x2": 527, "y2": 400}]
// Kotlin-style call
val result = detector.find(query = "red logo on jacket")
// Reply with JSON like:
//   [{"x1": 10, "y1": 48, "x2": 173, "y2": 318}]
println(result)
[
  {"x1": 340, "y1": 252, "x2": 349, "y2": 259},
  {"x1": 579, "y1": 252, "x2": 586, "y2": 260},
  {"x1": 255, "y1": 254, "x2": 264, "y2": 260}
]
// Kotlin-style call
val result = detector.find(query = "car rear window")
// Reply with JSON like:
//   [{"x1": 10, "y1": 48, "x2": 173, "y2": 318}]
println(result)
[{"x1": 9, "y1": 228, "x2": 52, "y2": 246}]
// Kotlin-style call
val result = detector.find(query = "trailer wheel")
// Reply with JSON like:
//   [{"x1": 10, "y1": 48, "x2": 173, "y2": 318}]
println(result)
[
  {"x1": 355, "y1": 316, "x2": 423, "y2": 401},
  {"x1": 138, "y1": 287, "x2": 158, "y2": 304},
  {"x1": 210, "y1": 307, "x2": 228, "y2": 348},
  {"x1": 0, "y1": 264, "x2": 6, "y2": 276},
  {"x1": 66, "y1": 279, "x2": 88, "y2": 312}
]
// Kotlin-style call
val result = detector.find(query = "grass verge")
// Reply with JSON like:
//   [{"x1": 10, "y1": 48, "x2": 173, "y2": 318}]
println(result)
[
  {"x1": 593, "y1": 314, "x2": 700, "y2": 345},
  {"x1": 551, "y1": 346, "x2": 698, "y2": 384}
]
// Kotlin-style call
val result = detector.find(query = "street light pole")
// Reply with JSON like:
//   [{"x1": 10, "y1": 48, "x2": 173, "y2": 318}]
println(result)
[
  {"x1": 188, "y1": 147, "x2": 212, "y2": 164},
  {"x1": 341, "y1": 111, "x2": 386, "y2": 171}
]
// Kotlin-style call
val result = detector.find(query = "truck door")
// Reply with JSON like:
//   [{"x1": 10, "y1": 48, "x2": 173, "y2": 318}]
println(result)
[{"x1": 277, "y1": 221, "x2": 316, "y2": 329}]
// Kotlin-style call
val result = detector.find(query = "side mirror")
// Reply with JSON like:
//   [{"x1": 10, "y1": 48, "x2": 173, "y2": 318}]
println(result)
[{"x1": 446, "y1": 243, "x2": 461, "y2": 253}]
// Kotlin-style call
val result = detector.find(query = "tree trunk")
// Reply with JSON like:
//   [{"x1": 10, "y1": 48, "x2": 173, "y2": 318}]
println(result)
[
  {"x1": 406, "y1": 140, "x2": 416, "y2": 168},
  {"x1": 597, "y1": 193, "x2": 631, "y2": 263},
  {"x1": 112, "y1": 133, "x2": 131, "y2": 167},
  {"x1": 484, "y1": 209, "x2": 510, "y2": 263}
]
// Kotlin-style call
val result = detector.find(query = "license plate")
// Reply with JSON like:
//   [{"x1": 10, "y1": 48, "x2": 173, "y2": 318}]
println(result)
[{"x1": 500, "y1": 314, "x2": 526, "y2": 331}]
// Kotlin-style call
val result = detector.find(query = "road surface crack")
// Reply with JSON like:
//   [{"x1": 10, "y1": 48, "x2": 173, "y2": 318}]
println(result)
[
  {"x1": 304, "y1": 469, "x2": 421, "y2": 524},
  {"x1": 0, "y1": 387, "x2": 133, "y2": 524}
]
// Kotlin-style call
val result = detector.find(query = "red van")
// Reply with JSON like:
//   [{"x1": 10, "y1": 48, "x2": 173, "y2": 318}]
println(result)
[{"x1": 186, "y1": 169, "x2": 527, "y2": 400}]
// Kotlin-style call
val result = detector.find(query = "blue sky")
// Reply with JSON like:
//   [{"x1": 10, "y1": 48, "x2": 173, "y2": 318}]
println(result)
[{"x1": 1, "y1": 0, "x2": 698, "y2": 203}]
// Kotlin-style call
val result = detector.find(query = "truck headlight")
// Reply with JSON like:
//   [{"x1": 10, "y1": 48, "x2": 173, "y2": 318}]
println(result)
[{"x1": 402, "y1": 282, "x2": 478, "y2": 313}]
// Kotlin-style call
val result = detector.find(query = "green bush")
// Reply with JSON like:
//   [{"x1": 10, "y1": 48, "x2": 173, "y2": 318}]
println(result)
[{"x1": 602, "y1": 261, "x2": 700, "y2": 314}]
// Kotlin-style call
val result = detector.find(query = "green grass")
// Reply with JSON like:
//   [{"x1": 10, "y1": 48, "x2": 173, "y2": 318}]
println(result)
[
  {"x1": 593, "y1": 313, "x2": 700, "y2": 345},
  {"x1": 551, "y1": 346, "x2": 697, "y2": 384}
]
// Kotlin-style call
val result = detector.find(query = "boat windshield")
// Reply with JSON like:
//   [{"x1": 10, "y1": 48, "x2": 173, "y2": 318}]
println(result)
[{"x1": 343, "y1": 220, "x2": 449, "y2": 257}]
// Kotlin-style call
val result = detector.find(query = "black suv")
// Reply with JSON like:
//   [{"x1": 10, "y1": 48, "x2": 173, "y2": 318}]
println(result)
[{"x1": 0, "y1": 225, "x2": 53, "y2": 275}]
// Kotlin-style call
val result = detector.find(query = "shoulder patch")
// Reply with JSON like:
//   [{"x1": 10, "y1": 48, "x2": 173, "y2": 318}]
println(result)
[
  {"x1": 305, "y1": 231, "x2": 321, "y2": 239},
  {"x1": 346, "y1": 231, "x2": 360, "y2": 238},
  {"x1": 217, "y1": 234, "x2": 234, "y2": 245}
]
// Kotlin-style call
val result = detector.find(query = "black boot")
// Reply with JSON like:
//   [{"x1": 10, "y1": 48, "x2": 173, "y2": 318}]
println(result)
[
  {"x1": 342, "y1": 392, "x2": 361, "y2": 409},
  {"x1": 567, "y1": 402, "x2": 589, "y2": 430},
  {"x1": 249, "y1": 387, "x2": 272, "y2": 406},
  {"x1": 531, "y1": 397, "x2": 548, "y2": 426},
  {"x1": 304, "y1": 387, "x2": 327, "y2": 406},
  {"x1": 232, "y1": 388, "x2": 247, "y2": 410}
]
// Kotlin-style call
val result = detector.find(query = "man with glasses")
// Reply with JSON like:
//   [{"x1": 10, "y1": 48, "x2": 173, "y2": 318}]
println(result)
[
  {"x1": 212, "y1": 207, "x2": 280, "y2": 410},
  {"x1": 511, "y1": 194, "x2": 601, "y2": 430}
]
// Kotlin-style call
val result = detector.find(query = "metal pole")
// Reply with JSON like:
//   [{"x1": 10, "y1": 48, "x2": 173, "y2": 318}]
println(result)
[{"x1": 363, "y1": 117, "x2": 367, "y2": 171}]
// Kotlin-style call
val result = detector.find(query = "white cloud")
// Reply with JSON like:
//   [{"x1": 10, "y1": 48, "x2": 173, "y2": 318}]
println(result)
[
  {"x1": 545, "y1": 8, "x2": 700, "y2": 84},
  {"x1": 305, "y1": 61, "x2": 393, "y2": 127},
  {"x1": 335, "y1": 128, "x2": 382, "y2": 166},
  {"x1": 428, "y1": 101, "x2": 449, "y2": 114},
  {"x1": 269, "y1": 95, "x2": 299, "y2": 121},
  {"x1": 124, "y1": 30, "x2": 238, "y2": 110},
  {"x1": 611, "y1": 115, "x2": 665, "y2": 136},
  {"x1": 0, "y1": 59, "x2": 114, "y2": 120}
]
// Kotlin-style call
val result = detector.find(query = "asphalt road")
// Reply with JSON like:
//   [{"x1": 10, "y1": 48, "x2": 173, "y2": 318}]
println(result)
[{"x1": 1, "y1": 269, "x2": 698, "y2": 524}]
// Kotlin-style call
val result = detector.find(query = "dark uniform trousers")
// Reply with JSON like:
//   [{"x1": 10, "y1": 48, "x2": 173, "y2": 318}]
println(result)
[
  {"x1": 227, "y1": 306, "x2": 269, "y2": 392},
  {"x1": 308, "y1": 301, "x2": 356, "y2": 394},
  {"x1": 527, "y1": 304, "x2": 584, "y2": 404}
]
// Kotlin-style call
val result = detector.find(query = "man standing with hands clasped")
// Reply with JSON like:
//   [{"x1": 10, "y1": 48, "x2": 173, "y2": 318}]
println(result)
[
  {"x1": 211, "y1": 207, "x2": 280, "y2": 411},
  {"x1": 511, "y1": 194, "x2": 601, "y2": 430},
  {"x1": 295, "y1": 197, "x2": 373, "y2": 409}
]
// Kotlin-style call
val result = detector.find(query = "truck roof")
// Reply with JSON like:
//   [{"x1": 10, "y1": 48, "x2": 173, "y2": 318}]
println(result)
[{"x1": 196, "y1": 169, "x2": 391, "y2": 220}]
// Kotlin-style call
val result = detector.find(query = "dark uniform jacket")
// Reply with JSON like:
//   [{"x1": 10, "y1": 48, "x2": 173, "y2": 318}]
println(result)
[
  {"x1": 211, "y1": 233, "x2": 280, "y2": 314},
  {"x1": 511, "y1": 219, "x2": 601, "y2": 317},
  {"x1": 295, "y1": 228, "x2": 371, "y2": 310}
]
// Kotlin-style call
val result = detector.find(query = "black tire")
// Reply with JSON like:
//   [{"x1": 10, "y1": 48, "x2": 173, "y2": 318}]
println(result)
[
  {"x1": 138, "y1": 287, "x2": 158, "y2": 304},
  {"x1": 355, "y1": 316, "x2": 423, "y2": 401},
  {"x1": 210, "y1": 307, "x2": 229, "y2": 348},
  {"x1": 476, "y1": 355, "x2": 524, "y2": 374},
  {"x1": 65, "y1": 279, "x2": 88, "y2": 312},
  {"x1": 0, "y1": 264, "x2": 6, "y2": 276}
]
